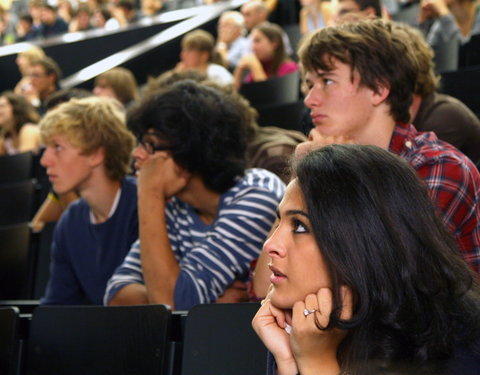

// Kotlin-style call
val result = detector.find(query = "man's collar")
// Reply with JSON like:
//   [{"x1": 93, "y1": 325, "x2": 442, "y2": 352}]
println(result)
[{"x1": 389, "y1": 122, "x2": 413, "y2": 154}]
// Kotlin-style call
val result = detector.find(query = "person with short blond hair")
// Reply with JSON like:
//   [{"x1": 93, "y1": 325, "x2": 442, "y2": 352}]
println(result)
[
  {"x1": 40, "y1": 96, "x2": 138, "y2": 305},
  {"x1": 176, "y1": 29, "x2": 234, "y2": 85},
  {"x1": 93, "y1": 67, "x2": 139, "y2": 108}
]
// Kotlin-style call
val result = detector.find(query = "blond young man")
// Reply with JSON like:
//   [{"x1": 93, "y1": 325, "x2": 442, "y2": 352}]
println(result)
[{"x1": 40, "y1": 96, "x2": 138, "y2": 305}]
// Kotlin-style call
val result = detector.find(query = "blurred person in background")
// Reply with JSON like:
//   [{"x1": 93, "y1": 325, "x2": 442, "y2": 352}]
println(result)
[
  {"x1": 0, "y1": 91, "x2": 40, "y2": 155},
  {"x1": 69, "y1": 4, "x2": 93, "y2": 32},
  {"x1": 15, "y1": 13, "x2": 36, "y2": 41},
  {"x1": 14, "y1": 46, "x2": 46, "y2": 102},
  {"x1": 215, "y1": 10, "x2": 250, "y2": 70},
  {"x1": 175, "y1": 29, "x2": 234, "y2": 85},
  {"x1": 93, "y1": 67, "x2": 139, "y2": 108},
  {"x1": 234, "y1": 21, "x2": 298, "y2": 89},
  {"x1": 32, "y1": 3, "x2": 68, "y2": 39},
  {"x1": 299, "y1": 0, "x2": 333, "y2": 33},
  {"x1": 25, "y1": 56, "x2": 62, "y2": 116}
]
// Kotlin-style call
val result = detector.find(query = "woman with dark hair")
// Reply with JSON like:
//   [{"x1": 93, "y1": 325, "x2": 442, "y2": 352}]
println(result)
[
  {"x1": 253, "y1": 144, "x2": 480, "y2": 375},
  {"x1": 0, "y1": 91, "x2": 40, "y2": 155},
  {"x1": 233, "y1": 21, "x2": 298, "y2": 89}
]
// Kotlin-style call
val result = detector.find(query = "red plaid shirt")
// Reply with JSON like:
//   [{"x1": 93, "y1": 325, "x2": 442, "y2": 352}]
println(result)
[{"x1": 390, "y1": 123, "x2": 480, "y2": 273}]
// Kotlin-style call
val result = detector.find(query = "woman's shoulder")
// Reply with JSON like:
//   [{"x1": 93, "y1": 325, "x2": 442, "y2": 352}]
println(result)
[
  {"x1": 17, "y1": 123, "x2": 41, "y2": 153},
  {"x1": 18, "y1": 123, "x2": 40, "y2": 138},
  {"x1": 277, "y1": 61, "x2": 299, "y2": 77},
  {"x1": 18, "y1": 122, "x2": 39, "y2": 131},
  {"x1": 448, "y1": 336, "x2": 480, "y2": 375}
]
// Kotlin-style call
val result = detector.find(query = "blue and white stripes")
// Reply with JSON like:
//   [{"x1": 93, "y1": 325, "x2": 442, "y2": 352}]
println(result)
[{"x1": 104, "y1": 169, "x2": 285, "y2": 309}]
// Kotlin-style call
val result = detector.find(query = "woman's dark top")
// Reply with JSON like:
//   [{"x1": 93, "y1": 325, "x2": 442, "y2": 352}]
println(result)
[{"x1": 265, "y1": 337, "x2": 480, "y2": 375}]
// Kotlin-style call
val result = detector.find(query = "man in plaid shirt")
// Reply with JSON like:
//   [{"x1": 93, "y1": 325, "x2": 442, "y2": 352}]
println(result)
[{"x1": 292, "y1": 19, "x2": 480, "y2": 275}]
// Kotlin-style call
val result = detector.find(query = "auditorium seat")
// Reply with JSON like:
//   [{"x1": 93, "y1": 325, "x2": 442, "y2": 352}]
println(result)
[
  {"x1": 0, "y1": 181, "x2": 34, "y2": 226},
  {"x1": 458, "y1": 34, "x2": 480, "y2": 68},
  {"x1": 440, "y1": 66, "x2": 480, "y2": 119},
  {"x1": 0, "y1": 306, "x2": 21, "y2": 375},
  {"x1": 0, "y1": 223, "x2": 31, "y2": 300},
  {"x1": 239, "y1": 71, "x2": 300, "y2": 109},
  {"x1": 26, "y1": 304, "x2": 172, "y2": 375},
  {"x1": 180, "y1": 302, "x2": 267, "y2": 375},
  {"x1": 28, "y1": 222, "x2": 56, "y2": 300},
  {"x1": 257, "y1": 100, "x2": 307, "y2": 131},
  {"x1": 0, "y1": 152, "x2": 33, "y2": 184}
]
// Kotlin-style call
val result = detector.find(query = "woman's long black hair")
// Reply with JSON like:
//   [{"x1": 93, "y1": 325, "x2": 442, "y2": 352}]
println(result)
[{"x1": 295, "y1": 144, "x2": 480, "y2": 374}]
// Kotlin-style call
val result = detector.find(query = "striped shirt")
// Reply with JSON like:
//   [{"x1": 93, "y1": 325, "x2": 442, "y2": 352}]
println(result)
[{"x1": 104, "y1": 169, "x2": 285, "y2": 309}]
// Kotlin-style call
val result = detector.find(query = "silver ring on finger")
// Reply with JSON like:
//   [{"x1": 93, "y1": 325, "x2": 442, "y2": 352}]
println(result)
[{"x1": 303, "y1": 308, "x2": 317, "y2": 317}]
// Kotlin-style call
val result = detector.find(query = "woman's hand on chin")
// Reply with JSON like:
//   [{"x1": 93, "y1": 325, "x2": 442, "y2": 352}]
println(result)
[
  {"x1": 252, "y1": 291, "x2": 298, "y2": 375},
  {"x1": 289, "y1": 287, "x2": 353, "y2": 375}
]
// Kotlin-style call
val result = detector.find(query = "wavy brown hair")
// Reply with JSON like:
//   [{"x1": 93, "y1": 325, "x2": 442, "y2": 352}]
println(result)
[
  {"x1": 298, "y1": 19, "x2": 418, "y2": 123},
  {"x1": 1, "y1": 91, "x2": 40, "y2": 136}
]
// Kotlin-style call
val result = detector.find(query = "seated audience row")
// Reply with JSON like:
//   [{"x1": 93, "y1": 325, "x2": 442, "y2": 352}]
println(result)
[
  {"x1": 37, "y1": 81, "x2": 285, "y2": 307},
  {"x1": 2, "y1": 13, "x2": 479, "y2": 323}
]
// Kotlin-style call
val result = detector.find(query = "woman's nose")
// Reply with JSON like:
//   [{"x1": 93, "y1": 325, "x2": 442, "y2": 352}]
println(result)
[{"x1": 263, "y1": 224, "x2": 286, "y2": 259}]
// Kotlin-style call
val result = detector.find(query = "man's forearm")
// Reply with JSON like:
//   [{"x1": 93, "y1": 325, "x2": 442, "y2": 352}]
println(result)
[
  {"x1": 108, "y1": 283, "x2": 149, "y2": 306},
  {"x1": 139, "y1": 195, "x2": 180, "y2": 309}
]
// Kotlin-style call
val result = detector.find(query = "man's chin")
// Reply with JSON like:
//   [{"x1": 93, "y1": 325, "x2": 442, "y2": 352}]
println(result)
[{"x1": 294, "y1": 141, "x2": 314, "y2": 159}]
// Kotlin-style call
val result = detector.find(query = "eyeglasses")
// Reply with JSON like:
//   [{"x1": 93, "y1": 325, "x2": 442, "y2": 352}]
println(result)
[
  {"x1": 137, "y1": 131, "x2": 172, "y2": 155},
  {"x1": 27, "y1": 72, "x2": 47, "y2": 78}
]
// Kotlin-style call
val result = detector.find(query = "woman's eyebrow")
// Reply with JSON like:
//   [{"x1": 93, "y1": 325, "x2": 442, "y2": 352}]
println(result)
[
  {"x1": 285, "y1": 210, "x2": 309, "y2": 219},
  {"x1": 276, "y1": 208, "x2": 309, "y2": 220}
]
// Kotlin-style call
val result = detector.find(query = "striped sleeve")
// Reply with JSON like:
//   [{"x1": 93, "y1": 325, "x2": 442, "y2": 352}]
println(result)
[
  {"x1": 174, "y1": 170, "x2": 285, "y2": 309},
  {"x1": 103, "y1": 240, "x2": 144, "y2": 305}
]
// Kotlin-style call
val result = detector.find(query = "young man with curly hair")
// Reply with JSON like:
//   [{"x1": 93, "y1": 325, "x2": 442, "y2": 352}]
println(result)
[{"x1": 105, "y1": 80, "x2": 285, "y2": 310}]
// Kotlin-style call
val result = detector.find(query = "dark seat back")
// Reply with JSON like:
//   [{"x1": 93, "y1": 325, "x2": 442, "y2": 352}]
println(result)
[
  {"x1": 440, "y1": 66, "x2": 480, "y2": 119},
  {"x1": 26, "y1": 304, "x2": 172, "y2": 375},
  {"x1": 28, "y1": 222, "x2": 56, "y2": 300},
  {"x1": 240, "y1": 71, "x2": 300, "y2": 109},
  {"x1": 0, "y1": 152, "x2": 33, "y2": 184},
  {"x1": 0, "y1": 223, "x2": 31, "y2": 299},
  {"x1": 180, "y1": 302, "x2": 267, "y2": 375},
  {"x1": 257, "y1": 100, "x2": 307, "y2": 131},
  {"x1": 459, "y1": 34, "x2": 480, "y2": 68},
  {"x1": 0, "y1": 181, "x2": 34, "y2": 226},
  {"x1": 0, "y1": 306, "x2": 20, "y2": 375}
]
